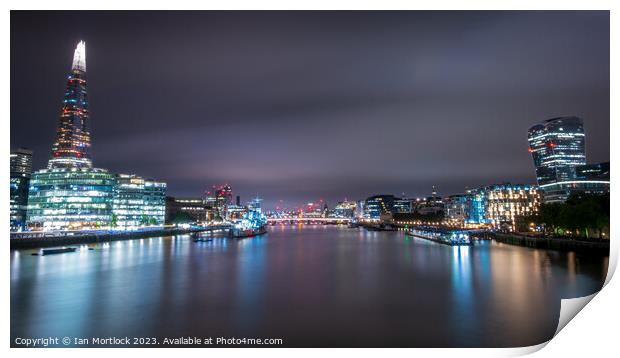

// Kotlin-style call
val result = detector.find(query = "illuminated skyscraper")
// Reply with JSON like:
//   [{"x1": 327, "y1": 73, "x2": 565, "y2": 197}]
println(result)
[
  {"x1": 26, "y1": 41, "x2": 166, "y2": 231},
  {"x1": 527, "y1": 116, "x2": 586, "y2": 186},
  {"x1": 528, "y1": 117, "x2": 609, "y2": 203},
  {"x1": 48, "y1": 41, "x2": 92, "y2": 169},
  {"x1": 215, "y1": 184, "x2": 232, "y2": 219}
]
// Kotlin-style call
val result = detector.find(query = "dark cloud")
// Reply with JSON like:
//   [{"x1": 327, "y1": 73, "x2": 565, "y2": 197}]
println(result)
[{"x1": 11, "y1": 11, "x2": 610, "y2": 209}]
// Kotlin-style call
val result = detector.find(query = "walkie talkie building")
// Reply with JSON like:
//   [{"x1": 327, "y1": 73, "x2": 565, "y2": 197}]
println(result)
[
  {"x1": 527, "y1": 116, "x2": 586, "y2": 186},
  {"x1": 528, "y1": 116, "x2": 609, "y2": 203}
]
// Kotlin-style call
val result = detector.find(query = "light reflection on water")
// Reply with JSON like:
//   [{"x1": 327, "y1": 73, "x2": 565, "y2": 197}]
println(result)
[{"x1": 10, "y1": 226, "x2": 607, "y2": 347}]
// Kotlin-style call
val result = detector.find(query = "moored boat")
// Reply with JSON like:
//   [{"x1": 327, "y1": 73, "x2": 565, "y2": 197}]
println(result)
[
  {"x1": 230, "y1": 225, "x2": 267, "y2": 239},
  {"x1": 407, "y1": 228, "x2": 473, "y2": 246},
  {"x1": 229, "y1": 199, "x2": 268, "y2": 239},
  {"x1": 38, "y1": 247, "x2": 78, "y2": 256}
]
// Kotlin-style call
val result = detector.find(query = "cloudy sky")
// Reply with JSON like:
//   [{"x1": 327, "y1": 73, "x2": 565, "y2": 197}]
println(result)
[{"x1": 11, "y1": 11, "x2": 609, "y2": 209}]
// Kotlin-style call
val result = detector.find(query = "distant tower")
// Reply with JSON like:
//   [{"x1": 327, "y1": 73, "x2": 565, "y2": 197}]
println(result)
[
  {"x1": 48, "y1": 41, "x2": 93, "y2": 169},
  {"x1": 527, "y1": 116, "x2": 586, "y2": 185},
  {"x1": 248, "y1": 195, "x2": 263, "y2": 214}
]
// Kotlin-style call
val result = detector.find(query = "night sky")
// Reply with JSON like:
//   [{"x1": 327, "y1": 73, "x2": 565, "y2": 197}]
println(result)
[{"x1": 11, "y1": 11, "x2": 610, "y2": 209}]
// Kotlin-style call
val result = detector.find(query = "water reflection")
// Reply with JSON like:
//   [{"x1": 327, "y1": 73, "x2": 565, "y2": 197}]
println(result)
[{"x1": 11, "y1": 227, "x2": 608, "y2": 347}]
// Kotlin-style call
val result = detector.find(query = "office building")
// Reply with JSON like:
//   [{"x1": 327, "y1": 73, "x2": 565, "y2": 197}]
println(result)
[
  {"x1": 364, "y1": 195, "x2": 395, "y2": 220},
  {"x1": 142, "y1": 179, "x2": 167, "y2": 226},
  {"x1": 48, "y1": 41, "x2": 93, "y2": 169},
  {"x1": 10, "y1": 148, "x2": 33, "y2": 231},
  {"x1": 393, "y1": 197, "x2": 413, "y2": 213},
  {"x1": 466, "y1": 184, "x2": 542, "y2": 231},
  {"x1": 25, "y1": 41, "x2": 166, "y2": 231},
  {"x1": 113, "y1": 174, "x2": 167, "y2": 229},
  {"x1": 415, "y1": 186, "x2": 444, "y2": 215},
  {"x1": 166, "y1": 197, "x2": 207, "y2": 224},
  {"x1": 26, "y1": 168, "x2": 117, "y2": 230},
  {"x1": 527, "y1": 116, "x2": 586, "y2": 186},
  {"x1": 539, "y1": 180, "x2": 610, "y2": 204},
  {"x1": 444, "y1": 194, "x2": 468, "y2": 225},
  {"x1": 334, "y1": 201, "x2": 357, "y2": 218},
  {"x1": 528, "y1": 117, "x2": 609, "y2": 203}
]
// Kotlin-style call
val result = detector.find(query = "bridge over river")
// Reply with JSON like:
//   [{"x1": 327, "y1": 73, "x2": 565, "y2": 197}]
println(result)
[{"x1": 267, "y1": 217, "x2": 352, "y2": 224}]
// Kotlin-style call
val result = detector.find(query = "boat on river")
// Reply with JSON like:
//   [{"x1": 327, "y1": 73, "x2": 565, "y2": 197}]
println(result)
[
  {"x1": 230, "y1": 225, "x2": 267, "y2": 239},
  {"x1": 229, "y1": 201, "x2": 268, "y2": 239},
  {"x1": 33, "y1": 247, "x2": 78, "y2": 256},
  {"x1": 407, "y1": 227, "x2": 473, "y2": 246},
  {"x1": 365, "y1": 223, "x2": 398, "y2": 232}
]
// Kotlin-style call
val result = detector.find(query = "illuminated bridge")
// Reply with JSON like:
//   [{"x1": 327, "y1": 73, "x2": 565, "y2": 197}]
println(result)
[{"x1": 267, "y1": 217, "x2": 352, "y2": 224}]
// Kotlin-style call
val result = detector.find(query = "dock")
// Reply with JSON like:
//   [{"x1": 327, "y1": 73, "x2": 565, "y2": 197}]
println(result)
[
  {"x1": 10, "y1": 225, "x2": 232, "y2": 249},
  {"x1": 407, "y1": 232, "x2": 474, "y2": 246}
]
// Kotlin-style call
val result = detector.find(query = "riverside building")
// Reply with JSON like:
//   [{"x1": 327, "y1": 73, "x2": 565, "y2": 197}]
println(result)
[
  {"x1": 364, "y1": 195, "x2": 395, "y2": 220},
  {"x1": 26, "y1": 168, "x2": 117, "y2": 230},
  {"x1": 444, "y1": 194, "x2": 469, "y2": 225},
  {"x1": 113, "y1": 174, "x2": 167, "y2": 229},
  {"x1": 166, "y1": 197, "x2": 207, "y2": 224},
  {"x1": 25, "y1": 41, "x2": 166, "y2": 231},
  {"x1": 527, "y1": 116, "x2": 586, "y2": 185},
  {"x1": 10, "y1": 148, "x2": 33, "y2": 231},
  {"x1": 528, "y1": 116, "x2": 609, "y2": 203},
  {"x1": 334, "y1": 200, "x2": 357, "y2": 218},
  {"x1": 466, "y1": 184, "x2": 542, "y2": 231}
]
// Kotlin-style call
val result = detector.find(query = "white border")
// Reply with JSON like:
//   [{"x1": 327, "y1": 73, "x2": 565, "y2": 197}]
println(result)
[{"x1": 4, "y1": 1, "x2": 617, "y2": 357}]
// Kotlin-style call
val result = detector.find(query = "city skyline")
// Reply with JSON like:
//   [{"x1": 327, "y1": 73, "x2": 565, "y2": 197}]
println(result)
[
  {"x1": 9, "y1": 9, "x2": 612, "y2": 350},
  {"x1": 10, "y1": 11, "x2": 610, "y2": 209}
]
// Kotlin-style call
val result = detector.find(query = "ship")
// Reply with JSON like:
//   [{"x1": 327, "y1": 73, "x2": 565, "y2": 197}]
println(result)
[
  {"x1": 230, "y1": 225, "x2": 267, "y2": 239},
  {"x1": 406, "y1": 227, "x2": 473, "y2": 246},
  {"x1": 229, "y1": 197, "x2": 268, "y2": 239}
]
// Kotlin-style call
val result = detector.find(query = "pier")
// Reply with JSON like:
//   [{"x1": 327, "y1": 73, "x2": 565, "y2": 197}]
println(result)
[
  {"x1": 491, "y1": 232, "x2": 610, "y2": 252},
  {"x1": 9, "y1": 225, "x2": 232, "y2": 249},
  {"x1": 406, "y1": 227, "x2": 474, "y2": 246}
]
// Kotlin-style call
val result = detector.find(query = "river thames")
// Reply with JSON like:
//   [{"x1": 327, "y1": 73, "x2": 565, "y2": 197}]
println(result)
[{"x1": 10, "y1": 226, "x2": 608, "y2": 347}]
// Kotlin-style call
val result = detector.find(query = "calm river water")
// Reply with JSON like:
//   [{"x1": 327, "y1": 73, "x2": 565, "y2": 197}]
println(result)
[{"x1": 10, "y1": 226, "x2": 608, "y2": 347}]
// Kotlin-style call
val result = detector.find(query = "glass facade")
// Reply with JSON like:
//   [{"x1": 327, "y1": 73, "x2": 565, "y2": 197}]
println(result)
[
  {"x1": 22, "y1": 42, "x2": 167, "y2": 232},
  {"x1": 334, "y1": 201, "x2": 357, "y2": 218},
  {"x1": 528, "y1": 117, "x2": 609, "y2": 203},
  {"x1": 364, "y1": 195, "x2": 395, "y2": 219},
  {"x1": 527, "y1": 116, "x2": 586, "y2": 186},
  {"x1": 10, "y1": 148, "x2": 33, "y2": 231},
  {"x1": 465, "y1": 184, "x2": 542, "y2": 230},
  {"x1": 444, "y1": 194, "x2": 468, "y2": 223},
  {"x1": 576, "y1": 162, "x2": 610, "y2": 181},
  {"x1": 143, "y1": 180, "x2": 167, "y2": 225},
  {"x1": 48, "y1": 41, "x2": 93, "y2": 169},
  {"x1": 539, "y1": 181, "x2": 610, "y2": 204},
  {"x1": 165, "y1": 197, "x2": 206, "y2": 224},
  {"x1": 113, "y1": 174, "x2": 150, "y2": 229},
  {"x1": 26, "y1": 168, "x2": 117, "y2": 230},
  {"x1": 393, "y1": 198, "x2": 413, "y2": 213}
]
